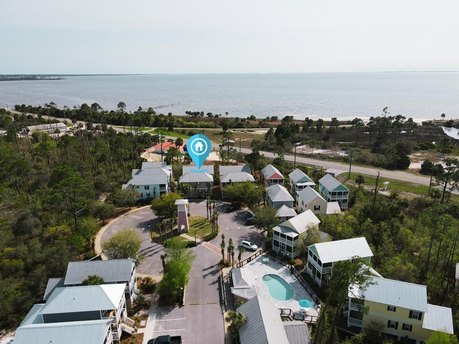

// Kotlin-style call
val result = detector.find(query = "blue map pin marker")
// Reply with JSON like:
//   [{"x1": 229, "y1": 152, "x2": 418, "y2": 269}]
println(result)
[{"x1": 187, "y1": 134, "x2": 212, "y2": 169}]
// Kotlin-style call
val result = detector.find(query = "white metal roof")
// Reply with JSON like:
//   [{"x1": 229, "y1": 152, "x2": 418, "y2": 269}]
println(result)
[
  {"x1": 220, "y1": 164, "x2": 251, "y2": 176},
  {"x1": 283, "y1": 321, "x2": 310, "y2": 344},
  {"x1": 297, "y1": 186, "x2": 325, "y2": 204},
  {"x1": 281, "y1": 210, "x2": 320, "y2": 235},
  {"x1": 422, "y1": 304, "x2": 454, "y2": 334},
  {"x1": 311, "y1": 237, "x2": 373, "y2": 264},
  {"x1": 319, "y1": 174, "x2": 349, "y2": 192},
  {"x1": 125, "y1": 166, "x2": 170, "y2": 186},
  {"x1": 221, "y1": 172, "x2": 255, "y2": 183},
  {"x1": 183, "y1": 165, "x2": 215, "y2": 175},
  {"x1": 266, "y1": 184, "x2": 294, "y2": 203},
  {"x1": 276, "y1": 205, "x2": 297, "y2": 218},
  {"x1": 325, "y1": 202, "x2": 342, "y2": 214},
  {"x1": 13, "y1": 319, "x2": 111, "y2": 344},
  {"x1": 237, "y1": 295, "x2": 289, "y2": 344},
  {"x1": 179, "y1": 171, "x2": 213, "y2": 183},
  {"x1": 261, "y1": 164, "x2": 284, "y2": 180},
  {"x1": 352, "y1": 276, "x2": 428, "y2": 312},
  {"x1": 289, "y1": 168, "x2": 314, "y2": 184}
]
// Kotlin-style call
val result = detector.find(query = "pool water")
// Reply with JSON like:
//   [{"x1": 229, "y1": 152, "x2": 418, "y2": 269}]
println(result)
[
  {"x1": 262, "y1": 274, "x2": 294, "y2": 301},
  {"x1": 299, "y1": 299, "x2": 314, "y2": 308}
]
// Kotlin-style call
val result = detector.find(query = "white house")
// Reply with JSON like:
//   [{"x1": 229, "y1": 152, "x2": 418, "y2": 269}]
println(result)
[
  {"x1": 14, "y1": 284, "x2": 134, "y2": 344},
  {"x1": 122, "y1": 162, "x2": 171, "y2": 200},
  {"x1": 276, "y1": 204, "x2": 297, "y2": 223},
  {"x1": 306, "y1": 237, "x2": 373, "y2": 286},
  {"x1": 318, "y1": 174, "x2": 350, "y2": 210},
  {"x1": 179, "y1": 167, "x2": 214, "y2": 198},
  {"x1": 289, "y1": 168, "x2": 315, "y2": 193},
  {"x1": 347, "y1": 277, "x2": 454, "y2": 343},
  {"x1": 272, "y1": 210, "x2": 321, "y2": 259},
  {"x1": 296, "y1": 187, "x2": 341, "y2": 215},
  {"x1": 261, "y1": 164, "x2": 284, "y2": 186},
  {"x1": 266, "y1": 184, "x2": 295, "y2": 209}
]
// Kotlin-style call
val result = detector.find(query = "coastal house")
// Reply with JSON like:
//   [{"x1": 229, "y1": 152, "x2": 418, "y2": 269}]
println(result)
[
  {"x1": 276, "y1": 204, "x2": 297, "y2": 222},
  {"x1": 296, "y1": 187, "x2": 341, "y2": 215},
  {"x1": 272, "y1": 210, "x2": 321, "y2": 259},
  {"x1": 346, "y1": 277, "x2": 454, "y2": 343},
  {"x1": 22, "y1": 122, "x2": 68, "y2": 137},
  {"x1": 179, "y1": 165, "x2": 214, "y2": 198},
  {"x1": 13, "y1": 284, "x2": 135, "y2": 344},
  {"x1": 266, "y1": 184, "x2": 295, "y2": 209},
  {"x1": 288, "y1": 168, "x2": 315, "y2": 193},
  {"x1": 237, "y1": 295, "x2": 310, "y2": 344},
  {"x1": 122, "y1": 162, "x2": 171, "y2": 200},
  {"x1": 44, "y1": 259, "x2": 138, "y2": 304},
  {"x1": 261, "y1": 164, "x2": 284, "y2": 186},
  {"x1": 318, "y1": 174, "x2": 349, "y2": 210},
  {"x1": 151, "y1": 141, "x2": 183, "y2": 154},
  {"x1": 220, "y1": 165, "x2": 255, "y2": 197},
  {"x1": 306, "y1": 237, "x2": 373, "y2": 287}
]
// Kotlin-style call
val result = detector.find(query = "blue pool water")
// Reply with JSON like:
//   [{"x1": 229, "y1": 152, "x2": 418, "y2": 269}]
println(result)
[
  {"x1": 299, "y1": 299, "x2": 314, "y2": 308},
  {"x1": 262, "y1": 274, "x2": 294, "y2": 301}
]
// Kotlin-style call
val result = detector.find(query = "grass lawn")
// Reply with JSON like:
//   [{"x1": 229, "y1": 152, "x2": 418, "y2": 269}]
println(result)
[
  {"x1": 188, "y1": 216, "x2": 213, "y2": 239},
  {"x1": 153, "y1": 128, "x2": 189, "y2": 139}
]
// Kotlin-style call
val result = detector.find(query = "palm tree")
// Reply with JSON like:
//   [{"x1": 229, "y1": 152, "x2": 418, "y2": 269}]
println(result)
[
  {"x1": 82, "y1": 275, "x2": 105, "y2": 285},
  {"x1": 220, "y1": 234, "x2": 226, "y2": 262},
  {"x1": 237, "y1": 246, "x2": 244, "y2": 263},
  {"x1": 225, "y1": 311, "x2": 247, "y2": 338},
  {"x1": 227, "y1": 238, "x2": 234, "y2": 265}
]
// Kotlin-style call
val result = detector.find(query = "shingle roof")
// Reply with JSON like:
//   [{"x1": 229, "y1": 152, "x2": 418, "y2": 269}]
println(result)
[
  {"x1": 221, "y1": 172, "x2": 255, "y2": 183},
  {"x1": 297, "y1": 187, "x2": 325, "y2": 204},
  {"x1": 13, "y1": 319, "x2": 111, "y2": 344},
  {"x1": 319, "y1": 174, "x2": 349, "y2": 192},
  {"x1": 276, "y1": 205, "x2": 297, "y2": 218},
  {"x1": 352, "y1": 277, "x2": 428, "y2": 312},
  {"x1": 41, "y1": 284, "x2": 125, "y2": 315},
  {"x1": 283, "y1": 321, "x2": 310, "y2": 344},
  {"x1": 183, "y1": 165, "x2": 215, "y2": 175},
  {"x1": 266, "y1": 184, "x2": 294, "y2": 203},
  {"x1": 422, "y1": 304, "x2": 454, "y2": 334},
  {"x1": 289, "y1": 169, "x2": 314, "y2": 184},
  {"x1": 262, "y1": 164, "x2": 284, "y2": 180},
  {"x1": 311, "y1": 237, "x2": 373, "y2": 264},
  {"x1": 220, "y1": 164, "x2": 251, "y2": 176},
  {"x1": 276, "y1": 210, "x2": 320, "y2": 235},
  {"x1": 179, "y1": 172, "x2": 213, "y2": 183},
  {"x1": 64, "y1": 259, "x2": 135, "y2": 285},
  {"x1": 238, "y1": 295, "x2": 289, "y2": 344}
]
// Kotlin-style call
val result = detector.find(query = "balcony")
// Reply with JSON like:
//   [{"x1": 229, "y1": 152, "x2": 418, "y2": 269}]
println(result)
[{"x1": 348, "y1": 318, "x2": 363, "y2": 327}]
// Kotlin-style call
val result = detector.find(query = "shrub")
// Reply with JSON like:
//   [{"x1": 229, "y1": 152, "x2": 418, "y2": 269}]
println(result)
[{"x1": 138, "y1": 277, "x2": 156, "y2": 294}]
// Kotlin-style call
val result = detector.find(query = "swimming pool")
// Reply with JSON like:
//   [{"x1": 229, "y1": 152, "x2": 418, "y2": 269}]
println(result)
[{"x1": 262, "y1": 274, "x2": 294, "y2": 301}]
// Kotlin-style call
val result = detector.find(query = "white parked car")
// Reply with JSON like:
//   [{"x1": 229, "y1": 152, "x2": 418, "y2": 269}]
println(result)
[{"x1": 240, "y1": 240, "x2": 258, "y2": 251}]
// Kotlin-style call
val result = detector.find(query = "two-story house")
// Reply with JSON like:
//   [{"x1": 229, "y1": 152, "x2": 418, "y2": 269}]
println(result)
[
  {"x1": 220, "y1": 165, "x2": 255, "y2": 197},
  {"x1": 13, "y1": 284, "x2": 133, "y2": 344},
  {"x1": 122, "y1": 162, "x2": 171, "y2": 200},
  {"x1": 296, "y1": 187, "x2": 341, "y2": 215},
  {"x1": 347, "y1": 277, "x2": 454, "y2": 343},
  {"x1": 272, "y1": 210, "x2": 321, "y2": 259},
  {"x1": 266, "y1": 184, "x2": 295, "y2": 209},
  {"x1": 261, "y1": 164, "x2": 284, "y2": 186},
  {"x1": 318, "y1": 174, "x2": 349, "y2": 210},
  {"x1": 288, "y1": 168, "x2": 315, "y2": 193},
  {"x1": 44, "y1": 259, "x2": 138, "y2": 304},
  {"x1": 179, "y1": 165, "x2": 214, "y2": 198},
  {"x1": 306, "y1": 237, "x2": 373, "y2": 286}
]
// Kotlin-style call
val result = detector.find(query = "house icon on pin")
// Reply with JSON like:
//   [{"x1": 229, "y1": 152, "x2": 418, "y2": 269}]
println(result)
[{"x1": 194, "y1": 141, "x2": 204, "y2": 152}]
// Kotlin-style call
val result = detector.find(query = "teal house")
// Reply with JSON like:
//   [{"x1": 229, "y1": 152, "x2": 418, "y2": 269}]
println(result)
[
  {"x1": 318, "y1": 174, "x2": 349, "y2": 210},
  {"x1": 123, "y1": 162, "x2": 171, "y2": 200}
]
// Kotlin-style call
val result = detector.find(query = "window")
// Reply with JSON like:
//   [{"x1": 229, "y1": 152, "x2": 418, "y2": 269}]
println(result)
[
  {"x1": 317, "y1": 259, "x2": 322, "y2": 266},
  {"x1": 144, "y1": 185, "x2": 150, "y2": 190},
  {"x1": 313, "y1": 205, "x2": 321, "y2": 211},
  {"x1": 387, "y1": 320, "x2": 398, "y2": 330},
  {"x1": 313, "y1": 255, "x2": 318, "y2": 262},
  {"x1": 146, "y1": 193, "x2": 151, "y2": 197},
  {"x1": 402, "y1": 323, "x2": 412, "y2": 332},
  {"x1": 387, "y1": 305, "x2": 396, "y2": 312},
  {"x1": 140, "y1": 193, "x2": 143, "y2": 198},
  {"x1": 308, "y1": 261, "x2": 313, "y2": 269},
  {"x1": 273, "y1": 240, "x2": 279, "y2": 248},
  {"x1": 409, "y1": 310, "x2": 422, "y2": 320},
  {"x1": 308, "y1": 250, "x2": 313, "y2": 257}
]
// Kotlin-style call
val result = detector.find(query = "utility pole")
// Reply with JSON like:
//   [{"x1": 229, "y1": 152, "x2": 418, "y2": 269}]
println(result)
[
  {"x1": 372, "y1": 172, "x2": 380, "y2": 207},
  {"x1": 348, "y1": 150, "x2": 353, "y2": 180}
]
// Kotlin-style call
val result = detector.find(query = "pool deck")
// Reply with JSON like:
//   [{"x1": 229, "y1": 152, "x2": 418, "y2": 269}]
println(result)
[{"x1": 242, "y1": 255, "x2": 320, "y2": 318}]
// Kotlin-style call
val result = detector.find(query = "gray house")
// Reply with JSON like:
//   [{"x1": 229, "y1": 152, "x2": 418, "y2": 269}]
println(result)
[
  {"x1": 261, "y1": 164, "x2": 285, "y2": 186},
  {"x1": 123, "y1": 162, "x2": 171, "y2": 200},
  {"x1": 266, "y1": 184, "x2": 294, "y2": 209},
  {"x1": 179, "y1": 165, "x2": 214, "y2": 198},
  {"x1": 220, "y1": 165, "x2": 255, "y2": 197},
  {"x1": 318, "y1": 174, "x2": 349, "y2": 210},
  {"x1": 289, "y1": 168, "x2": 315, "y2": 193}
]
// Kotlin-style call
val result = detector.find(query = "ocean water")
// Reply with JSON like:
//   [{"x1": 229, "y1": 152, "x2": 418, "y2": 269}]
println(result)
[{"x1": 0, "y1": 72, "x2": 458, "y2": 121}]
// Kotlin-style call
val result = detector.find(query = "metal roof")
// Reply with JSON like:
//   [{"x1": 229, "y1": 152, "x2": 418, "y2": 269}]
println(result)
[
  {"x1": 261, "y1": 164, "x2": 284, "y2": 180},
  {"x1": 289, "y1": 169, "x2": 314, "y2": 184},
  {"x1": 141, "y1": 161, "x2": 168, "y2": 169},
  {"x1": 221, "y1": 172, "x2": 255, "y2": 183},
  {"x1": 280, "y1": 210, "x2": 320, "y2": 235},
  {"x1": 352, "y1": 277, "x2": 428, "y2": 312},
  {"x1": 13, "y1": 319, "x2": 111, "y2": 344},
  {"x1": 64, "y1": 259, "x2": 135, "y2": 285},
  {"x1": 311, "y1": 237, "x2": 373, "y2": 264},
  {"x1": 319, "y1": 174, "x2": 349, "y2": 192},
  {"x1": 276, "y1": 205, "x2": 297, "y2": 218},
  {"x1": 179, "y1": 172, "x2": 213, "y2": 183},
  {"x1": 41, "y1": 284, "x2": 125, "y2": 315},
  {"x1": 183, "y1": 165, "x2": 215, "y2": 175},
  {"x1": 283, "y1": 321, "x2": 310, "y2": 344},
  {"x1": 220, "y1": 164, "x2": 251, "y2": 176},
  {"x1": 43, "y1": 278, "x2": 64, "y2": 301},
  {"x1": 266, "y1": 184, "x2": 294, "y2": 203},
  {"x1": 422, "y1": 304, "x2": 454, "y2": 334},
  {"x1": 297, "y1": 186, "x2": 325, "y2": 204},
  {"x1": 125, "y1": 166, "x2": 170, "y2": 186},
  {"x1": 238, "y1": 295, "x2": 289, "y2": 344},
  {"x1": 325, "y1": 202, "x2": 342, "y2": 214}
]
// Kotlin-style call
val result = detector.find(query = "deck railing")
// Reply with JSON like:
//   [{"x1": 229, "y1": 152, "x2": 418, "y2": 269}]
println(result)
[{"x1": 235, "y1": 249, "x2": 263, "y2": 268}]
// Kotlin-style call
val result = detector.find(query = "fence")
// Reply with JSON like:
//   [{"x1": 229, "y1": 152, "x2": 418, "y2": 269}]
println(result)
[{"x1": 235, "y1": 249, "x2": 263, "y2": 268}]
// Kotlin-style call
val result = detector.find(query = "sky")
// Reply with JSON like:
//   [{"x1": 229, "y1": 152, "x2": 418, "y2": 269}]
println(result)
[{"x1": 1, "y1": 0, "x2": 459, "y2": 74}]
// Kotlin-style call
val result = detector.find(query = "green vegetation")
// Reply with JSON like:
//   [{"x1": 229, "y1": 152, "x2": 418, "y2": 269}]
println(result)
[
  {"x1": 188, "y1": 216, "x2": 212, "y2": 239},
  {"x1": 102, "y1": 229, "x2": 142, "y2": 260},
  {"x1": 223, "y1": 182, "x2": 264, "y2": 209},
  {"x1": 151, "y1": 192, "x2": 182, "y2": 218},
  {"x1": 153, "y1": 128, "x2": 189, "y2": 139},
  {"x1": 82, "y1": 275, "x2": 105, "y2": 285},
  {"x1": 252, "y1": 206, "x2": 279, "y2": 236},
  {"x1": 347, "y1": 172, "x2": 430, "y2": 195},
  {"x1": 426, "y1": 332, "x2": 459, "y2": 344}
]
